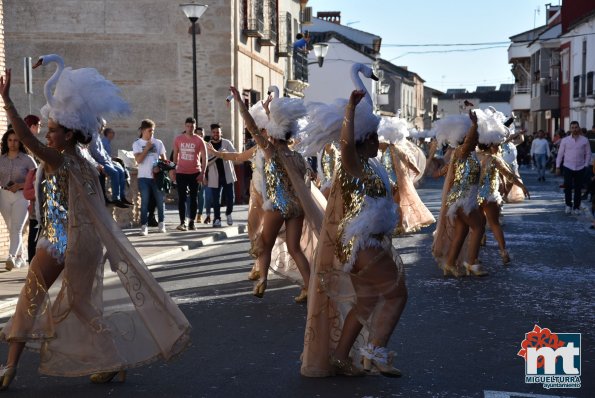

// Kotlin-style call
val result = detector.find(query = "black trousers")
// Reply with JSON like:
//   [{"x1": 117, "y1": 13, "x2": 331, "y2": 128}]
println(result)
[
  {"x1": 563, "y1": 166, "x2": 585, "y2": 209},
  {"x1": 176, "y1": 172, "x2": 200, "y2": 223}
]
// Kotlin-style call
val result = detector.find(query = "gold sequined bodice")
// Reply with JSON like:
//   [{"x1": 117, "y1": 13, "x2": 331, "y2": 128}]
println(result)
[
  {"x1": 40, "y1": 161, "x2": 70, "y2": 259},
  {"x1": 380, "y1": 148, "x2": 398, "y2": 186},
  {"x1": 320, "y1": 144, "x2": 339, "y2": 184},
  {"x1": 446, "y1": 152, "x2": 480, "y2": 207},
  {"x1": 477, "y1": 153, "x2": 499, "y2": 204},
  {"x1": 336, "y1": 158, "x2": 387, "y2": 265},
  {"x1": 264, "y1": 152, "x2": 303, "y2": 219}
]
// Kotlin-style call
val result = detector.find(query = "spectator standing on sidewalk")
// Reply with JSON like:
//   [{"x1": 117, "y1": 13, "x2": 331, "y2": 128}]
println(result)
[
  {"x1": 556, "y1": 121, "x2": 591, "y2": 215},
  {"x1": 206, "y1": 123, "x2": 237, "y2": 227},
  {"x1": 133, "y1": 119, "x2": 167, "y2": 235},
  {"x1": 530, "y1": 130, "x2": 550, "y2": 182},
  {"x1": 195, "y1": 127, "x2": 209, "y2": 223},
  {"x1": 0, "y1": 128, "x2": 37, "y2": 270},
  {"x1": 172, "y1": 117, "x2": 207, "y2": 231}
]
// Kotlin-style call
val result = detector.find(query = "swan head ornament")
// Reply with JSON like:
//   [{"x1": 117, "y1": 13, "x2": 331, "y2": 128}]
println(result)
[
  {"x1": 35, "y1": 54, "x2": 131, "y2": 141},
  {"x1": 266, "y1": 85, "x2": 280, "y2": 98},
  {"x1": 352, "y1": 63, "x2": 379, "y2": 81}
]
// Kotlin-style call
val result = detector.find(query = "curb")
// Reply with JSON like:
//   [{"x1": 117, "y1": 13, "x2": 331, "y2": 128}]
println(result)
[{"x1": 143, "y1": 224, "x2": 247, "y2": 264}]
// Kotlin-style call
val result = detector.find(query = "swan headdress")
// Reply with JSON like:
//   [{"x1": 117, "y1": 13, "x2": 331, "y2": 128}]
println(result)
[
  {"x1": 34, "y1": 54, "x2": 131, "y2": 141},
  {"x1": 475, "y1": 107, "x2": 511, "y2": 145},
  {"x1": 433, "y1": 114, "x2": 473, "y2": 148},
  {"x1": 377, "y1": 116, "x2": 409, "y2": 144},
  {"x1": 264, "y1": 97, "x2": 308, "y2": 140}
]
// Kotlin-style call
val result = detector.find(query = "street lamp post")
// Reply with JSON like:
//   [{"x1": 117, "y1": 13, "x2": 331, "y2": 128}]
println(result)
[
  {"x1": 312, "y1": 43, "x2": 329, "y2": 67},
  {"x1": 179, "y1": 3, "x2": 208, "y2": 122}
]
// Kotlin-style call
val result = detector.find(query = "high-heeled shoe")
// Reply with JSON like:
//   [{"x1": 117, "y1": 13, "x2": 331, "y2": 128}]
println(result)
[
  {"x1": 500, "y1": 249, "x2": 511, "y2": 265},
  {"x1": 90, "y1": 370, "x2": 126, "y2": 384},
  {"x1": 329, "y1": 356, "x2": 365, "y2": 376},
  {"x1": 0, "y1": 366, "x2": 16, "y2": 391},
  {"x1": 253, "y1": 279, "x2": 267, "y2": 298},
  {"x1": 464, "y1": 262, "x2": 488, "y2": 276},
  {"x1": 442, "y1": 263, "x2": 463, "y2": 278},
  {"x1": 360, "y1": 345, "x2": 401, "y2": 378},
  {"x1": 294, "y1": 288, "x2": 308, "y2": 303},
  {"x1": 247, "y1": 268, "x2": 260, "y2": 281}
]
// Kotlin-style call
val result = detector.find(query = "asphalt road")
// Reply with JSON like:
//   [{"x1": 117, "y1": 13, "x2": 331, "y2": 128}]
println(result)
[{"x1": 1, "y1": 169, "x2": 593, "y2": 398}]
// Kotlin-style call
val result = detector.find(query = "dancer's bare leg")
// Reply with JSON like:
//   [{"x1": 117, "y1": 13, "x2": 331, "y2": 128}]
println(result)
[
  {"x1": 5, "y1": 248, "x2": 64, "y2": 368},
  {"x1": 446, "y1": 212, "x2": 469, "y2": 267},
  {"x1": 256, "y1": 211, "x2": 285, "y2": 282},
  {"x1": 333, "y1": 247, "x2": 407, "y2": 360},
  {"x1": 284, "y1": 215, "x2": 310, "y2": 289},
  {"x1": 483, "y1": 202, "x2": 505, "y2": 252},
  {"x1": 460, "y1": 208, "x2": 486, "y2": 264}
]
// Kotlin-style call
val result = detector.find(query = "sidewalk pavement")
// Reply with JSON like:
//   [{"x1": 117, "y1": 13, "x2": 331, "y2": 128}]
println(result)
[{"x1": 0, "y1": 204, "x2": 249, "y2": 317}]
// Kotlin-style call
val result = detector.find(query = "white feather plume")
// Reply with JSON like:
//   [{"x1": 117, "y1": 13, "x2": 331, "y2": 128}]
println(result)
[
  {"x1": 41, "y1": 64, "x2": 130, "y2": 140},
  {"x1": 474, "y1": 108, "x2": 510, "y2": 145},
  {"x1": 378, "y1": 116, "x2": 409, "y2": 143},
  {"x1": 249, "y1": 101, "x2": 269, "y2": 130},
  {"x1": 433, "y1": 114, "x2": 472, "y2": 147},
  {"x1": 297, "y1": 99, "x2": 380, "y2": 156},
  {"x1": 265, "y1": 97, "x2": 308, "y2": 140}
]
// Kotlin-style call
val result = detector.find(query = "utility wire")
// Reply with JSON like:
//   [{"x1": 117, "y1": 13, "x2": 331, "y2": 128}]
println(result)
[{"x1": 388, "y1": 45, "x2": 509, "y2": 61}]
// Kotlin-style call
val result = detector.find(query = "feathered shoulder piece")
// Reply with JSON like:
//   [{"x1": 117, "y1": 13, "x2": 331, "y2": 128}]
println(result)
[{"x1": 37, "y1": 54, "x2": 131, "y2": 141}]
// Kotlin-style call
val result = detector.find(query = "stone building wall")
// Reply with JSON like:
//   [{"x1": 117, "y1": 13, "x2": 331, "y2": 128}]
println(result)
[{"x1": 0, "y1": 0, "x2": 10, "y2": 259}]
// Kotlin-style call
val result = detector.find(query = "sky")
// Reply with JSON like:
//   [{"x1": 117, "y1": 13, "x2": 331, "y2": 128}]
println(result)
[{"x1": 307, "y1": 0, "x2": 559, "y2": 93}]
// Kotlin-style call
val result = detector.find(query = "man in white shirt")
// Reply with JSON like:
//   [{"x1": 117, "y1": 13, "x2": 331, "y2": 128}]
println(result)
[
  {"x1": 556, "y1": 121, "x2": 591, "y2": 214},
  {"x1": 530, "y1": 130, "x2": 550, "y2": 182},
  {"x1": 133, "y1": 119, "x2": 167, "y2": 235}
]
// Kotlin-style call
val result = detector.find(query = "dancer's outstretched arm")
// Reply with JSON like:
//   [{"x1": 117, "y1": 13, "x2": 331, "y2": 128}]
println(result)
[
  {"x1": 229, "y1": 86, "x2": 273, "y2": 159},
  {"x1": 454, "y1": 110, "x2": 478, "y2": 161},
  {"x1": 0, "y1": 69, "x2": 62, "y2": 169},
  {"x1": 339, "y1": 90, "x2": 367, "y2": 179}
]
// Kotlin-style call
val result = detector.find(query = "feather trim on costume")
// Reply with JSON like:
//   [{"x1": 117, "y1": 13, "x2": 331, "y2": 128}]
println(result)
[
  {"x1": 475, "y1": 108, "x2": 509, "y2": 145},
  {"x1": 265, "y1": 98, "x2": 308, "y2": 140},
  {"x1": 41, "y1": 65, "x2": 131, "y2": 141},
  {"x1": 298, "y1": 99, "x2": 380, "y2": 156},
  {"x1": 341, "y1": 159, "x2": 397, "y2": 272},
  {"x1": 249, "y1": 102, "x2": 269, "y2": 130},
  {"x1": 377, "y1": 116, "x2": 409, "y2": 144},
  {"x1": 433, "y1": 115, "x2": 472, "y2": 147},
  {"x1": 446, "y1": 185, "x2": 479, "y2": 219}
]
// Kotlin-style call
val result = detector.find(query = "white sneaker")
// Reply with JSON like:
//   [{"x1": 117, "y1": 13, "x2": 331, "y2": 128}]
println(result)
[
  {"x1": 565, "y1": 206, "x2": 572, "y2": 215},
  {"x1": 226, "y1": 214, "x2": 233, "y2": 226},
  {"x1": 158, "y1": 222, "x2": 166, "y2": 233},
  {"x1": 5, "y1": 256, "x2": 15, "y2": 271},
  {"x1": 572, "y1": 208, "x2": 581, "y2": 215},
  {"x1": 140, "y1": 225, "x2": 149, "y2": 236},
  {"x1": 213, "y1": 219, "x2": 221, "y2": 228},
  {"x1": 14, "y1": 256, "x2": 26, "y2": 269}
]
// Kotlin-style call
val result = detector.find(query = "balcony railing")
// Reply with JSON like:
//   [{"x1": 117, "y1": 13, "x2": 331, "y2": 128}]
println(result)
[
  {"x1": 259, "y1": 29, "x2": 277, "y2": 46},
  {"x1": 513, "y1": 84, "x2": 530, "y2": 94},
  {"x1": 244, "y1": 19, "x2": 264, "y2": 37},
  {"x1": 292, "y1": 49, "x2": 308, "y2": 83}
]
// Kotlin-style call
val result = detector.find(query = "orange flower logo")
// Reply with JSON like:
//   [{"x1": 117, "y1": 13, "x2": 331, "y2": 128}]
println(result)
[{"x1": 518, "y1": 325, "x2": 566, "y2": 369}]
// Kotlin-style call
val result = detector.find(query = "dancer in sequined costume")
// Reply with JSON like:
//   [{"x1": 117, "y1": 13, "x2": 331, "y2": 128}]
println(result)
[
  {"x1": 0, "y1": 61, "x2": 190, "y2": 391},
  {"x1": 432, "y1": 111, "x2": 487, "y2": 277},
  {"x1": 317, "y1": 142, "x2": 340, "y2": 198},
  {"x1": 228, "y1": 87, "x2": 312, "y2": 303},
  {"x1": 301, "y1": 90, "x2": 406, "y2": 378}
]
